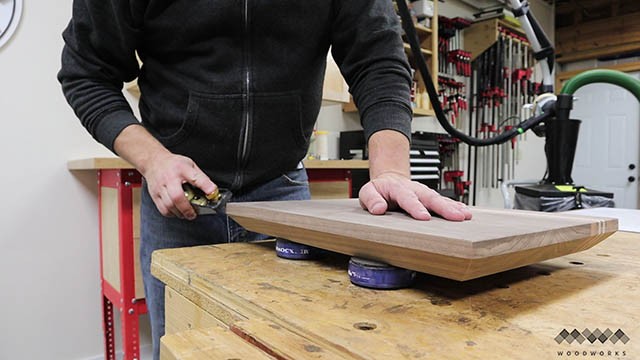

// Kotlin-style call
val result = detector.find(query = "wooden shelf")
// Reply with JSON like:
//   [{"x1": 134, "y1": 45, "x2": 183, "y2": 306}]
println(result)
[
  {"x1": 403, "y1": 43, "x2": 432, "y2": 56},
  {"x1": 404, "y1": 22, "x2": 434, "y2": 50},
  {"x1": 342, "y1": 101, "x2": 434, "y2": 117},
  {"x1": 413, "y1": 107, "x2": 435, "y2": 116},
  {"x1": 414, "y1": 23, "x2": 432, "y2": 35},
  {"x1": 67, "y1": 157, "x2": 134, "y2": 170}
]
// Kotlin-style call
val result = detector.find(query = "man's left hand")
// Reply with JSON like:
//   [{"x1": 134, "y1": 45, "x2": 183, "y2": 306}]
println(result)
[{"x1": 359, "y1": 171, "x2": 472, "y2": 221}]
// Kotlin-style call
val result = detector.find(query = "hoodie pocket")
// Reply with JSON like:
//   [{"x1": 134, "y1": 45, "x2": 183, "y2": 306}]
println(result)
[
  {"x1": 146, "y1": 98, "x2": 198, "y2": 148},
  {"x1": 245, "y1": 91, "x2": 311, "y2": 180},
  {"x1": 159, "y1": 92, "x2": 244, "y2": 183}
]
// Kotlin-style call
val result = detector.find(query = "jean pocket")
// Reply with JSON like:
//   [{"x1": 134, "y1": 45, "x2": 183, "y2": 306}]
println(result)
[{"x1": 281, "y1": 168, "x2": 309, "y2": 186}]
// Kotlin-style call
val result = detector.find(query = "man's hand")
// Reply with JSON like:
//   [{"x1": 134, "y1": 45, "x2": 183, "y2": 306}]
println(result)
[
  {"x1": 359, "y1": 171, "x2": 472, "y2": 221},
  {"x1": 362, "y1": 129, "x2": 471, "y2": 221},
  {"x1": 113, "y1": 124, "x2": 217, "y2": 220},
  {"x1": 142, "y1": 152, "x2": 217, "y2": 220}
]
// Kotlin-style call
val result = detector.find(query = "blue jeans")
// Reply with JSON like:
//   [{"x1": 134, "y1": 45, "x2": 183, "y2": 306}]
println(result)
[{"x1": 140, "y1": 167, "x2": 311, "y2": 359}]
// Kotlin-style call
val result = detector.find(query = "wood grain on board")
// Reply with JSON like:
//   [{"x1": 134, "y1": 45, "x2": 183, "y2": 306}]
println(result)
[{"x1": 226, "y1": 199, "x2": 618, "y2": 280}]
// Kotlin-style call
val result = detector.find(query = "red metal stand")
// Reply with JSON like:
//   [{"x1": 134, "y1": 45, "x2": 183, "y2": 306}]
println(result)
[
  {"x1": 98, "y1": 169, "x2": 147, "y2": 360},
  {"x1": 102, "y1": 296, "x2": 116, "y2": 360}
]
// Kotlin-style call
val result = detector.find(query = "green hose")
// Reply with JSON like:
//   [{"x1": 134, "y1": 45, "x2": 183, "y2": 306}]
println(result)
[{"x1": 560, "y1": 69, "x2": 640, "y2": 103}]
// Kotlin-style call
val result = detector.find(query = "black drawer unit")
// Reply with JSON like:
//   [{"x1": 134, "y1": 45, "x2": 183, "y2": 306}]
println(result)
[{"x1": 411, "y1": 132, "x2": 442, "y2": 189}]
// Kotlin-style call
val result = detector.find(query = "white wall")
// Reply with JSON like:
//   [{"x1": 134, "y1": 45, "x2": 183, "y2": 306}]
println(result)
[{"x1": 0, "y1": 2, "x2": 150, "y2": 359}]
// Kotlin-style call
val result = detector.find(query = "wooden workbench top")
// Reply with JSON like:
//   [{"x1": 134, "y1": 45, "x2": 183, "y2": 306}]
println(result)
[
  {"x1": 152, "y1": 231, "x2": 639, "y2": 359},
  {"x1": 67, "y1": 157, "x2": 135, "y2": 170},
  {"x1": 67, "y1": 157, "x2": 368, "y2": 170}
]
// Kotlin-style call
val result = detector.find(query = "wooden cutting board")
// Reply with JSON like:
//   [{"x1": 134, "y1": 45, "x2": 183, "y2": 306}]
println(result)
[{"x1": 226, "y1": 199, "x2": 618, "y2": 280}]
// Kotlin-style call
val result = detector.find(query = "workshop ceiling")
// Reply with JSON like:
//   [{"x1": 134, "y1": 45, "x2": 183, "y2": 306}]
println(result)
[{"x1": 556, "y1": 0, "x2": 640, "y2": 28}]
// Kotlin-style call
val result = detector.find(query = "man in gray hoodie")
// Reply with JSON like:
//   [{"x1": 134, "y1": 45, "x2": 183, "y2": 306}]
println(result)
[{"x1": 58, "y1": 0, "x2": 472, "y2": 358}]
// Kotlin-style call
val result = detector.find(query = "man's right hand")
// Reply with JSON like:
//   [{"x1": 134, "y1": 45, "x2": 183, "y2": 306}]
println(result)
[
  {"x1": 113, "y1": 124, "x2": 217, "y2": 220},
  {"x1": 143, "y1": 152, "x2": 217, "y2": 220}
]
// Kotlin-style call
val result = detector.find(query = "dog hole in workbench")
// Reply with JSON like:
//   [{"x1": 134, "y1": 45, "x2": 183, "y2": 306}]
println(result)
[
  {"x1": 569, "y1": 261, "x2": 584, "y2": 266},
  {"x1": 353, "y1": 322, "x2": 377, "y2": 331}
]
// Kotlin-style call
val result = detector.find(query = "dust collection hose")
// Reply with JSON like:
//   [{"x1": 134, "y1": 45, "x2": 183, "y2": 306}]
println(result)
[
  {"x1": 396, "y1": 1, "x2": 640, "y2": 147},
  {"x1": 560, "y1": 69, "x2": 640, "y2": 101}
]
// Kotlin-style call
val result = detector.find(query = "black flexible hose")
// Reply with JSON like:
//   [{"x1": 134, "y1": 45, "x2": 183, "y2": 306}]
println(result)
[{"x1": 396, "y1": 0, "x2": 550, "y2": 147}]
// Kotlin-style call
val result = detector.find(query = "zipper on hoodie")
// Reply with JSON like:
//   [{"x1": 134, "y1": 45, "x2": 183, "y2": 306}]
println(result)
[{"x1": 233, "y1": 0, "x2": 251, "y2": 189}]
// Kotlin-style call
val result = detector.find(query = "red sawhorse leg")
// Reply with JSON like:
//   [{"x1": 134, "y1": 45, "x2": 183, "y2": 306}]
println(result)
[{"x1": 98, "y1": 169, "x2": 147, "y2": 360}]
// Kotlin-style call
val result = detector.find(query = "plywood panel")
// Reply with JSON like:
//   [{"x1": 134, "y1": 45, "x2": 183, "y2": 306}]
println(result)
[
  {"x1": 100, "y1": 187, "x2": 145, "y2": 298},
  {"x1": 165, "y1": 286, "x2": 224, "y2": 335},
  {"x1": 132, "y1": 187, "x2": 145, "y2": 299},
  {"x1": 101, "y1": 187, "x2": 120, "y2": 292},
  {"x1": 163, "y1": 294, "x2": 356, "y2": 360},
  {"x1": 226, "y1": 199, "x2": 617, "y2": 280},
  {"x1": 160, "y1": 326, "x2": 275, "y2": 360}
]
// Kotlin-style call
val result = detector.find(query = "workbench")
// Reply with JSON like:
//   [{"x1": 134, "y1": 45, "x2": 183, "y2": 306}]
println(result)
[{"x1": 152, "y1": 231, "x2": 639, "y2": 359}]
